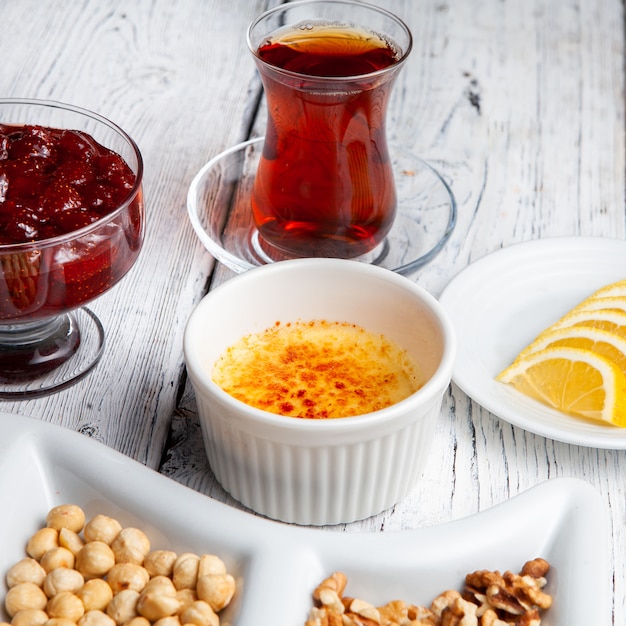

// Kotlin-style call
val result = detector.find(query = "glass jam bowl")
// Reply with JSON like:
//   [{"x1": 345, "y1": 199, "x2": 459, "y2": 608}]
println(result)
[{"x1": 0, "y1": 98, "x2": 145, "y2": 397}]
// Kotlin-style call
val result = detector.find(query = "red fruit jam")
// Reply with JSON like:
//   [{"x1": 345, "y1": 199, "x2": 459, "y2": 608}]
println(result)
[{"x1": 0, "y1": 124, "x2": 144, "y2": 322}]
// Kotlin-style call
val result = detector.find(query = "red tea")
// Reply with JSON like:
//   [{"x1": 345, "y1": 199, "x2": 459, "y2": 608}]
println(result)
[
  {"x1": 252, "y1": 22, "x2": 404, "y2": 258},
  {"x1": 257, "y1": 24, "x2": 399, "y2": 77}
]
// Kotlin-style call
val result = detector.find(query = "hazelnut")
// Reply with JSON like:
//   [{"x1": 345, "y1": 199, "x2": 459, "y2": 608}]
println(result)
[
  {"x1": 46, "y1": 505, "x2": 85, "y2": 534},
  {"x1": 76, "y1": 579, "x2": 113, "y2": 612},
  {"x1": 6, "y1": 559, "x2": 47, "y2": 588},
  {"x1": 143, "y1": 551, "x2": 177, "y2": 578},
  {"x1": 106, "y1": 563, "x2": 149, "y2": 594},
  {"x1": 5, "y1": 583, "x2": 48, "y2": 617},
  {"x1": 10, "y1": 609, "x2": 48, "y2": 626},
  {"x1": 106, "y1": 589, "x2": 140, "y2": 626},
  {"x1": 77, "y1": 610, "x2": 116, "y2": 626},
  {"x1": 110, "y1": 529, "x2": 150, "y2": 565},
  {"x1": 83, "y1": 516, "x2": 122, "y2": 546},
  {"x1": 40, "y1": 548, "x2": 75, "y2": 574},
  {"x1": 75, "y1": 542, "x2": 115, "y2": 580},
  {"x1": 179, "y1": 601, "x2": 219, "y2": 626},
  {"x1": 43, "y1": 568, "x2": 85, "y2": 597},
  {"x1": 46, "y1": 591, "x2": 85, "y2": 621},
  {"x1": 26, "y1": 529, "x2": 58, "y2": 561}
]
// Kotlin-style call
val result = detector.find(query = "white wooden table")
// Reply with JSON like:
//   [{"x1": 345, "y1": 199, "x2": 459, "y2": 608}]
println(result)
[{"x1": 1, "y1": 0, "x2": 624, "y2": 622}]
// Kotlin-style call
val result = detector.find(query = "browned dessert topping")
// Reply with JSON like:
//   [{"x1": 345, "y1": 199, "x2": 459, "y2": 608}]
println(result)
[{"x1": 211, "y1": 320, "x2": 424, "y2": 419}]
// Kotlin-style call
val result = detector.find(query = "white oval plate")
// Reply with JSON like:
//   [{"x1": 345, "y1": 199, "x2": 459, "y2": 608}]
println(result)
[
  {"x1": 0, "y1": 412, "x2": 610, "y2": 625},
  {"x1": 439, "y1": 236, "x2": 626, "y2": 448}
]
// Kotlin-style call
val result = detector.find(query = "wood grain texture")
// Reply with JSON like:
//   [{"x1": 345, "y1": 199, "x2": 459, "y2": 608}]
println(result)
[
  {"x1": 1, "y1": 0, "x2": 624, "y2": 622},
  {"x1": 0, "y1": 0, "x2": 268, "y2": 465}
]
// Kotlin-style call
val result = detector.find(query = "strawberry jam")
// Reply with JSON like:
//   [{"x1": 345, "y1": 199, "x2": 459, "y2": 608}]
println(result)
[{"x1": 0, "y1": 123, "x2": 144, "y2": 322}]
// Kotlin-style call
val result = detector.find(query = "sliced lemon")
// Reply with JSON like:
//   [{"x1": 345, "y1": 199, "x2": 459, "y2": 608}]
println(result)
[
  {"x1": 547, "y1": 309, "x2": 626, "y2": 336},
  {"x1": 587, "y1": 279, "x2": 626, "y2": 299},
  {"x1": 497, "y1": 346, "x2": 626, "y2": 426},
  {"x1": 572, "y1": 296, "x2": 626, "y2": 315},
  {"x1": 517, "y1": 326, "x2": 626, "y2": 375}
]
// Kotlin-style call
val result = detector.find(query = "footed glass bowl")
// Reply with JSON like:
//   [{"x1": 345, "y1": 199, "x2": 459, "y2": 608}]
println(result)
[{"x1": 0, "y1": 99, "x2": 145, "y2": 398}]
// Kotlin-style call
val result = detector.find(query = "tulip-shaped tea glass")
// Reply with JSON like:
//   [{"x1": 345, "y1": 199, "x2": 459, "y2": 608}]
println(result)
[
  {"x1": 0, "y1": 99, "x2": 145, "y2": 398},
  {"x1": 248, "y1": 0, "x2": 412, "y2": 259}
]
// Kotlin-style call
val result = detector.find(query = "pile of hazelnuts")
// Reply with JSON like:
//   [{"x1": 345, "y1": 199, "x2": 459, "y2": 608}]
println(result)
[{"x1": 2, "y1": 504, "x2": 236, "y2": 626}]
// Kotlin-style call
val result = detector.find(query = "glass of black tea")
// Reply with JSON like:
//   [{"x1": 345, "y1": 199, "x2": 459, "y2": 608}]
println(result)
[{"x1": 247, "y1": 0, "x2": 412, "y2": 259}]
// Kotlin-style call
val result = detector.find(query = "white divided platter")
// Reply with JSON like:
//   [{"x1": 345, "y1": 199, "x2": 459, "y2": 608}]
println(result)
[
  {"x1": 439, "y1": 236, "x2": 626, "y2": 448},
  {"x1": 0, "y1": 412, "x2": 610, "y2": 625}
]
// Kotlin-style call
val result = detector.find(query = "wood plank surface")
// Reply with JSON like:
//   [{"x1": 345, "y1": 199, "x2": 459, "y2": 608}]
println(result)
[
  {"x1": 0, "y1": 0, "x2": 269, "y2": 465},
  {"x1": 1, "y1": 0, "x2": 624, "y2": 622}
]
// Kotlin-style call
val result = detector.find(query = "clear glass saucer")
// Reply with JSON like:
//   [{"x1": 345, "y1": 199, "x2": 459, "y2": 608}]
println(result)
[
  {"x1": 187, "y1": 138, "x2": 456, "y2": 276},
  {"x1": 0, "y1": 307, "x2": 105, "y2": 399}
]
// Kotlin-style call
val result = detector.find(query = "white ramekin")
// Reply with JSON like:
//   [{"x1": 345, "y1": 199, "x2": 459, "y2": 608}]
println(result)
[{"x1": 184, "y1": 259, "x2": 456, "y2": 525}]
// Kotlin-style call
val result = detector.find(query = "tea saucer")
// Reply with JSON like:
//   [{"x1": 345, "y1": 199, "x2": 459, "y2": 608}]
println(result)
[
  {"x1": 439, "y1": 236, "x2": 626, "y2": 448},
  {"x1": 187, "y1": 138, "x2": 456, "y2": 275}
]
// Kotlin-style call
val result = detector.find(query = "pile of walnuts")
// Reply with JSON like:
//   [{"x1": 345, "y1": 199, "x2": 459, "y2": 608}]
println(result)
[
  {"x1": 2, "y1": 504, "x2": 235, "y2": 626},
  {"x1": 305, "y1": 559, "x2": 552, "y2": 626}
]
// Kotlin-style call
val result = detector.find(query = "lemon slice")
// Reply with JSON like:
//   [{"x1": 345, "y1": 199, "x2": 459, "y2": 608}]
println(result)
[
  {"x1": 587, "y1": 279, "x2": 626, "y2": 299},
  {"x1": 548, "y1": 309, "x2": 626, "y2": 336},
  {"x1": 497, "y1": 346, "x2": 626, "y2": 426},
  {"x1": 572, "y1": 296, "x2": 626, "y2": 315},
  {"x1": 517, "y1": 326, "x2": 626, "y2": 375}
]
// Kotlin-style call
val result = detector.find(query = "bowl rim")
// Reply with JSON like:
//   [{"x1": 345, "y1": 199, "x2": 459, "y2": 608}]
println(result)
[
  {"x1": 184, "y1": 258, "x2": 457, "y2": 433},
  {"x1": 0, "y1": 97, "x2": 144, "y2": 251}
]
